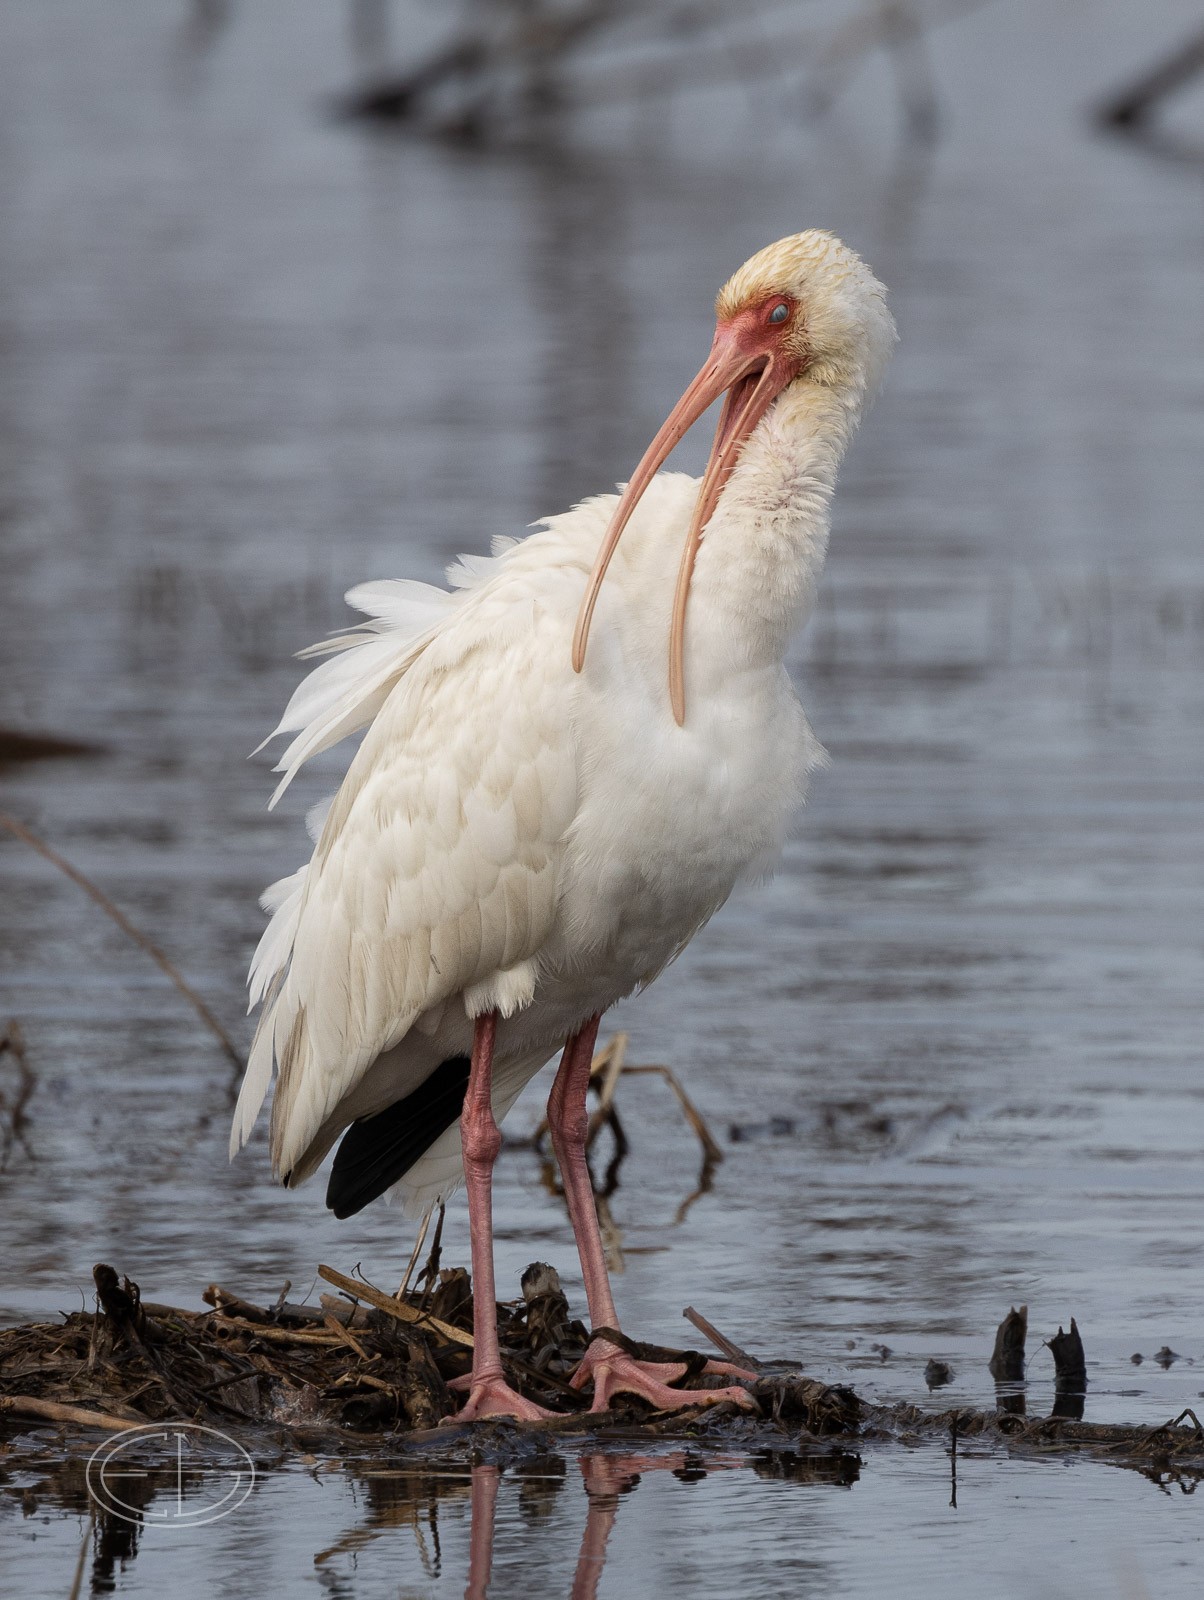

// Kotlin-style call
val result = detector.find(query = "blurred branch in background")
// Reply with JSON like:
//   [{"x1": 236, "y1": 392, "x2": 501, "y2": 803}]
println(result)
[
  {"x1": 1096, "y1": 25, "x2": 1204, "y2": 130},
  {"x1": 335, "y1": 0, "x2": 992, "y2": 146},
  {"x1": 1094, "y1": 24, "x2": 1204, "y2": 168}
]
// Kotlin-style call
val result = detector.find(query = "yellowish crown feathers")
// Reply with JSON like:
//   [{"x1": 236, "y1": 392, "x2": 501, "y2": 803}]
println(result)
[
  {"x1": 717, "y1": 230, "x2": 883, "y2": 317},
  {"x1": 715, "y1": 229, "x2": 896, "y2": 395}
]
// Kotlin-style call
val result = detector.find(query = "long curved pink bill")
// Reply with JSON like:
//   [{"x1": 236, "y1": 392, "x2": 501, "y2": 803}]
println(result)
[
  {"x1": 667, "y1": 360, "x2": 781, "y2": 724},
  {"x1": 571, "y1": 340, "x2": 758, "y2": 676}
]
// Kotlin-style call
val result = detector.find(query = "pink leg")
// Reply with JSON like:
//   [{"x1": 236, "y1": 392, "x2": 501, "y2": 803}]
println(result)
[
  {"x1": 547, "y1": 1018, "x2": 756, "y2": 1414},
  {"x1": 451, "y1": 1011, "x2": 552, "y2": 1422},
  {"x1": 463, "y1": 1464, "x2": 500, "y2": 1600},
  {"x1": 570, "y1": 1455, "x2": 631, "y2": 1600}
]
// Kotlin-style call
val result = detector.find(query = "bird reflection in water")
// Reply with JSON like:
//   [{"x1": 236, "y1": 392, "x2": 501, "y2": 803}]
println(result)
[
  {"x1": 468, "y1": 1449, "x2": 863, "y2": 1598},
  {"x1": 7, "y1": 1445, "x2": 859, "y2": 1595},
  {"x1": 463, "y1": 1454, "x2": 714, "y2": 1600},
  {"x1": 314, "y1": 1449, "x2": 859, "y2": 1598}
]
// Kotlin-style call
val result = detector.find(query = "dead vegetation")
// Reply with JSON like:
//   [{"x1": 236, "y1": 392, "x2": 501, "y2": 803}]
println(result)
[
  {"x1": 3, "y1": 1261, "x2": 1203, "y2": 1486},
  {"x1": 0, "y1": 1259, "x2": 762, "y2": 1449}
]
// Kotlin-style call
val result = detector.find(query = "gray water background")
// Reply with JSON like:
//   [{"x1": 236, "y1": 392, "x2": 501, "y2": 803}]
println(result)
[{"x1": 1, "y1": 1, "x2": 1203, "y2": 1594}]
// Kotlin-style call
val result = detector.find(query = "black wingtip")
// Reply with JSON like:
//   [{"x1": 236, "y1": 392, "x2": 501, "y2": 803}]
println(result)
[{"x1": 326, "y1": 1054, "x2": 471, "y2": 1219}]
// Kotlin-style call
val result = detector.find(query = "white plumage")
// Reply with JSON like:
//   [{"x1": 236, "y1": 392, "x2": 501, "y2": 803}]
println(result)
[{"x1": 232, "y1": 229, "x2": 896, "y2": 1231}]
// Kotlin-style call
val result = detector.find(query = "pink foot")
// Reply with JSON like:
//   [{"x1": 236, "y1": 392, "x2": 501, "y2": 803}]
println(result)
[
  {"x1": 449, "y1": 1370, "x2": 555, "y2": 1422},
  {"x1": 571, "y1": 1339, "x2": 757, "y2": 1414}
]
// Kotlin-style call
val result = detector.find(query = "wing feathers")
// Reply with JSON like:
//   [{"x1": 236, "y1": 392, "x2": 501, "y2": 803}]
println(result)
[
  {"x1": 232, "y1": 559, "x2": 579, "y2": 1178},
  {"x1": 261, "y1": 580, "x2": 455, "y2": 807}
]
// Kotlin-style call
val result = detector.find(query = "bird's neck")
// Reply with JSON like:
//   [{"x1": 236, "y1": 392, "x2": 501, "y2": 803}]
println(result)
[{"x1": 689, "y1": 378, "x2": 863, "y2": 677}]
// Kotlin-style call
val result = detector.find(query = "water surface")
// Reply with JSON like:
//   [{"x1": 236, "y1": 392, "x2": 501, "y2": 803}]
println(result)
[{"x1": 1, "y1": 0, "x2": 1202, "y2": 1593}]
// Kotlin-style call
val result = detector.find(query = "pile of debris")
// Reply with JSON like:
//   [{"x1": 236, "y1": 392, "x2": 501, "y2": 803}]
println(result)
[
  {"x1": 0, "y1": 1261, "x2": 856, "y2": 1447},
  {"x1": 4, "y1": 1263, "x2": 1203, "y2": 1482}
]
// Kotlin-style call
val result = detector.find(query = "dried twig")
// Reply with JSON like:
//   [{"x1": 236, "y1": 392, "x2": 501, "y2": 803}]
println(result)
[
  {"x1": 682, "y1": 1306, "x2": 761, "y2": 1372},
  {"x1": 323, "y1": 1314, "x2": 373, "y2": 1361},
  {"x1": 317, "y1": 1265, "x2": 475, "y2": 1349},
  {"x1": 210, "y1": 1317, "x2": 346, "y2": 1347},
  {"x1": 0, "y1": 813, "x2": 241, "y2": 1071},
  {"x1": 621, "y1": 1064, "x2": 724, "y2": 1165},
  {"x1": 318, "y1": 1294, "x2": 372, "y2": 1330},
  {"x1": 397, "y1": 1205, "x2": 435, "y2": 1298},
  {"x1": 0, "y1": 1395, "x2": 140, "y2": 1434},
  {"x1": 203, "y1": 1284, "x2": 321, "y2": 1324},
  {"x1": 415, "y1": 1204, "x2": 447, "y2": 1305}
]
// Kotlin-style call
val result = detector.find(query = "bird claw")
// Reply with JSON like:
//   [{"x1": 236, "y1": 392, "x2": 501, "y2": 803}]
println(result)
[
  {"x1": 571, "y1": 1338, "x2": 757, "y2": 1414},
  {"x1": 449, "y1": 1370, "x2": 554, "y2": 1422}
]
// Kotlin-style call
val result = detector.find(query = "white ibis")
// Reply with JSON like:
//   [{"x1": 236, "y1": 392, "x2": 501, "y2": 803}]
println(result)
[{"x1": 231, "y1": 230, "x2": 895, "y2": 1420}]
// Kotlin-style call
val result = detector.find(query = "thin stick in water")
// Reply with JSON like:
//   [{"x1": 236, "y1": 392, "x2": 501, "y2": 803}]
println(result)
[
  {"x1": 0, "y1": 812, "x2": 241, "y2": 1070},
  {"x1": 682, "y1": 1305, "x2": 760, "y2": 1372}
]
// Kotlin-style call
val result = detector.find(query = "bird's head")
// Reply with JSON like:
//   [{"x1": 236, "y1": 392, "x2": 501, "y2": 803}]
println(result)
[
  {"x1": 714, "y1": 229, "x2": 895, "y2": 400},
  {"x1": 572, "y1": 229, "x2": 894, "y2": 723}
]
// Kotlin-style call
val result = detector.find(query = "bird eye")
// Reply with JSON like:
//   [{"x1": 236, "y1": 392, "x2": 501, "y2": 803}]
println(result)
[{"x1": 767, "y1": 302, "x2": 789, "y2": 325}]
